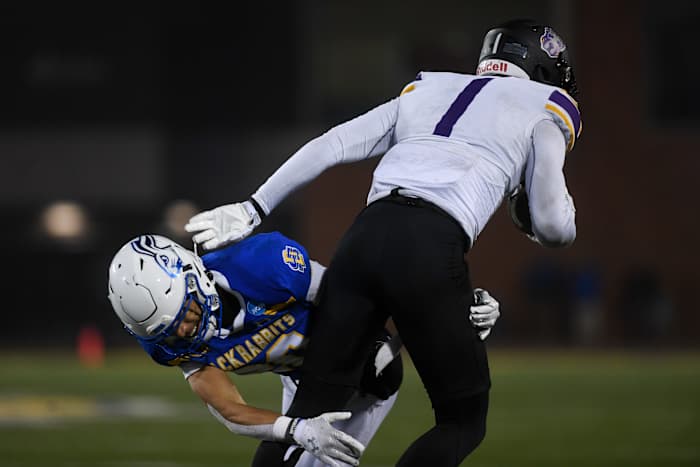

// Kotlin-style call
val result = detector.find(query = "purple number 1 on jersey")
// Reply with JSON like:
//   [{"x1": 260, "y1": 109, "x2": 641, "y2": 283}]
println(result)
[{"x1": 433, "y1": 77, "x2": 492, "y2": 137}]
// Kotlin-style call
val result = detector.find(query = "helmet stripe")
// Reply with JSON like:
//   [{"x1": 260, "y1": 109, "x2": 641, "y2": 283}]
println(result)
[{"x1": 130, "y1": 235, "x2": 182, "y2": 278}]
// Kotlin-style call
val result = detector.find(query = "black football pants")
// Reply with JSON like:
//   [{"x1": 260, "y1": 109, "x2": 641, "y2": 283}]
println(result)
[{"x1": 253, "y1": 193, "x2": 490, "y2": 466}]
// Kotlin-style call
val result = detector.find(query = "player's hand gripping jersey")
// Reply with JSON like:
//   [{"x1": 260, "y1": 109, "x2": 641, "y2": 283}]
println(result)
[{"x1": 140, "y1": 232, "x2": 321, "y2": 378}]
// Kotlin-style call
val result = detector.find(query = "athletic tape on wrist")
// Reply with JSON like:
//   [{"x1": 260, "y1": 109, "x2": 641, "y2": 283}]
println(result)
[
  {"x1": 285, "y1": 417, "x2": 301, "y2": 443},
  {"x1": 248, "y1": 197, "x2": 266, "y2": 219}
]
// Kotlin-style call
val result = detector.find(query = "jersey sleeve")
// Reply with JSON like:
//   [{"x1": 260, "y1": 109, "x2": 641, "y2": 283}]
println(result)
[
  {"x1": 202, "y1": 232, "x2": 312, "y2": 304},
  {"x1": 545, "y1": 90, "x2": 582, "y2": 151},
  {"x1": 251, "y1": 98, "x2": 399, "y2": 214},
  {"x1": 525, "y1": 119, "x2": 576, "y2": 246}
]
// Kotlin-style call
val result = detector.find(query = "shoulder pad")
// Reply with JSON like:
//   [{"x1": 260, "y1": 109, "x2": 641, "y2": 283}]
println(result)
[{"x1": 545, "y1": 90, "x2": 582, "y2": 151}]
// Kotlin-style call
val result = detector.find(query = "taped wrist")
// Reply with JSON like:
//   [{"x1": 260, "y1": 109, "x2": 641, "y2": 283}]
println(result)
[
  {"x1": 248, "y1": 196, "x2": 267, "y2": 220},
  {"x1": 272, "y1": 415, "x2": 294, "y2": 441},
  {"x1": 284, "y1": 417, "x2": 303, "y2": 443}
]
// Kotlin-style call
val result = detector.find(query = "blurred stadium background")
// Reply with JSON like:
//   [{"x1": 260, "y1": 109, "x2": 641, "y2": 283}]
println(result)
[{"x1": 0, "y1": 1, "x2": 698, "y2": 466}]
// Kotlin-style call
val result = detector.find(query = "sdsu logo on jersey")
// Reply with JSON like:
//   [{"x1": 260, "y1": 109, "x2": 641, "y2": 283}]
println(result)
[{"x1": 282, "y1": 245, "x2": 306, "y2": 273}]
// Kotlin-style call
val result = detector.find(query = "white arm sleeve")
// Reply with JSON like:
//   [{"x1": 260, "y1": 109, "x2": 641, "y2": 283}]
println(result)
[
  {"x1": 207, "y1": 403, "x2": 292, "y2": 441},
  {"x1": 252, "y1": 98, "x2": 399, "y2": 214},
  {"x1": 525, "y1": 119, "x2": 576, "y2": 247}
]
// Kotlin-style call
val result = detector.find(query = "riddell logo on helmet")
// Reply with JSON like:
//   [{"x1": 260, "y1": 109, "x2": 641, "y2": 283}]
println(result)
[{"x1": 476, "y1": 60, "x2": 509, "y2": 75}]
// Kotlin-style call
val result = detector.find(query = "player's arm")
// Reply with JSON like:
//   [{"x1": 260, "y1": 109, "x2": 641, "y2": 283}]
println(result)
[
  {"x1": 185, "y1": 98, "x2": 400, "y2": 250},
  {"x1": 516, "y1": 119, "x2": 576, "y2": 247},
  {"x1": 186, "y1": 365, "x2": 365, "y2": 466},
  {"x1": 187, "y1": 365, "x2": 279, "y2": 427},
  {"x1": 250, "y1": 98, "x2": 399, "y2": 216}
]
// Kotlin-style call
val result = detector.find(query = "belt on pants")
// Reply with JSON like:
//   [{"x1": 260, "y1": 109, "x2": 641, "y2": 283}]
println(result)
[
  {"x1": 385, "y1": 187, "x2": 453, "y2": 220},
  {"x1": 377, "y1": 187, "x2": 471, "y2": 249}
]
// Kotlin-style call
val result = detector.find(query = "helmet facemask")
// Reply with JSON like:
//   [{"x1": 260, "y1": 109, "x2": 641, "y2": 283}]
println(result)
[
  {"x1": 555, "y1": 54, "x2": 579, "y2": 100},
  {"x1": 149, "y1": 272, "x2": 222, "y2": 354}
]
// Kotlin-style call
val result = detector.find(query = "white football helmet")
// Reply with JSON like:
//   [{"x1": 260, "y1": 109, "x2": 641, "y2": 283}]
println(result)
[{"x1": 107, "y1": 234, "x2": 220, "y2": 353}]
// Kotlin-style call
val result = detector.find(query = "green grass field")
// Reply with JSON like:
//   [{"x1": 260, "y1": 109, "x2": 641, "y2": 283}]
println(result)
[{"x1": 1, "y1": 348, "x2": 698, "y2": 466}]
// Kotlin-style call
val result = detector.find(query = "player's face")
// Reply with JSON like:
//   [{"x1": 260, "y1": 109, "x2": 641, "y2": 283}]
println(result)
[{"x1": 175, "y1": 300, "x2": 203, "y2": 339}]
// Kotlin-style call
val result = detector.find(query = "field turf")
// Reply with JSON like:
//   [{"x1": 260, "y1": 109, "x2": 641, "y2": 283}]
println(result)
[{"x1": 1, "y1": 348, "x2": 698, "y2": 466}]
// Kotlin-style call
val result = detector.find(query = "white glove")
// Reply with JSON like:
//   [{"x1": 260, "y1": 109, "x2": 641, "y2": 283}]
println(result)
[
  {"x1": 470, "y1": 288, "x2": 501, "y2": 341},
  {"x1": 184, "y1": 200, "x2": 261, "y2": 250},
  {"x1": 277, "y1": 412, "x2": 365, "y2": 466}
]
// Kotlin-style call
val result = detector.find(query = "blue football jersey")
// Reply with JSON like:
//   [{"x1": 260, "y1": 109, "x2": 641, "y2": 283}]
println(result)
[{"x1": 142, "y1": 232, "x2": 314, "y2": 377}]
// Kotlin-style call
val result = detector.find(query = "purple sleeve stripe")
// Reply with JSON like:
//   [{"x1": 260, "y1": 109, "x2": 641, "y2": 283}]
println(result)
[
  {"x1": 434, "y1": 78, "x2": 492, "y2": 137},
  {"x1": 549, "y1": 91, "x2": 581, "y2": 136}
]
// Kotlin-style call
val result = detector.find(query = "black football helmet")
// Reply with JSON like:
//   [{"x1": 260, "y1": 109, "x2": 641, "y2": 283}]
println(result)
[{"x1": 476, "y1": 19, "x2": 579, "y2": 100}]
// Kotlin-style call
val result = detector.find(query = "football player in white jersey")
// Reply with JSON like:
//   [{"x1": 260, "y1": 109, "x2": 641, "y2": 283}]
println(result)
[
  {"x1": 107, "y1": 233, "x2": 501, "y2": 467},
  {"x1": 184, "y1": 19, "x2": 580, "y2": 466}
]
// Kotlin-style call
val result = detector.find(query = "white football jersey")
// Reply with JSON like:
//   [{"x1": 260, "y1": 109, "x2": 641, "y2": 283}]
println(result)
[
  {"x1": 253, "y1": 71, "x2": 580, "y2": 246},
  {"x1": 368, "y1": 71, "x2": 580, "y2": 244}
]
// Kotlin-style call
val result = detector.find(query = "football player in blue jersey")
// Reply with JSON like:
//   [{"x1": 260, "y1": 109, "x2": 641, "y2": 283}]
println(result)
[
  {"x1": 107, "y1": 232, "x2": 500, "y2": 467},
  {"x1": 184, "y1": 18, "x2": 579, "y2": 467}
]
